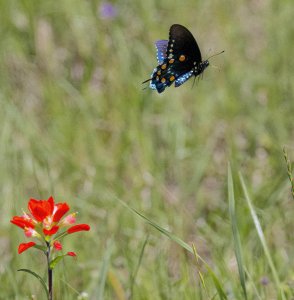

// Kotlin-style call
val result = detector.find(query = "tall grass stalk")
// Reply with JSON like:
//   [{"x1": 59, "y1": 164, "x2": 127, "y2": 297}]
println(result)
[
  {"x1": 227, "y1": 164, "x2": 247, "y2": 299},
  {"x1": 239, "y1": 173, "x2": 286, "y2": 300}
]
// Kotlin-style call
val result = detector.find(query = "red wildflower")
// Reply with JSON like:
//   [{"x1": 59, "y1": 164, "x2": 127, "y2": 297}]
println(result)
[
  {"x1": 11, "y1": 197, "x2": 80, "y2": 240},
  {"x1": 10, "y1": 216, "x2": 35, "y2": 229},
  {"x1": 60, "y1": 213, "x2": 76, "y2": 226},
  {"x1": 11, "y1": 196, "x2": 90, "y2": 258},
  {"x1": 43, "y1": 225, "x2": 59, "y2": 236},
  {"x1": 53, "y1": 202, "x2": 69, "y2": 222},
  {"x1": 67, "y1": 224, "x2": 90, "y2": 234},
  {"x1": 24, "y1": 227, "x2": 39, "y2": 238},
  {"x1": 28, "y1": 196, "x2": 54, "y2": 222},
  {"x1": 11, "y1": 196, "x2": 92, "y2": 300},
  {"x1": 53, "y1": 241, "x2": 62, "y2": 251},
  {"x1": 18, "y1": 242, "x2": 36, "y2": 254}
]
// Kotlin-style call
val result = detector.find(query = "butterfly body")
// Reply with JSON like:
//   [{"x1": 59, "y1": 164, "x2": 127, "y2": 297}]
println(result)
[{"x1": 144, "y1": 24, "x2": 209, "y2": 93}]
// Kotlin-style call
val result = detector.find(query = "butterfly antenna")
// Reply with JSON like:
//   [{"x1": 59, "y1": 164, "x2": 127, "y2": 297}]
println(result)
[
  {"x1": 142, "y1": 78, "x2": 152, "y2": 84},
  {"x1": 206, "y1": 50, "x2": 225, "y2": 61}
]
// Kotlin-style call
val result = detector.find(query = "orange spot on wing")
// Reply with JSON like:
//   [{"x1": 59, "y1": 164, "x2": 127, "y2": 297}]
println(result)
[
  {"x1": 169, "y1": 59, "x2": 175, "y2": 64},
  {"x1": 161, "y1": 78, "x2": 166, "y2": 83},
  {"x1": 169, "y1": 75, "x2": 175, "y2": 82},
  {"x1": 179, "y1": 55, "x2": 186, "y2": 62},
  {"x1": 161, "y1": 64, "x2": 167, "y2": 70}
]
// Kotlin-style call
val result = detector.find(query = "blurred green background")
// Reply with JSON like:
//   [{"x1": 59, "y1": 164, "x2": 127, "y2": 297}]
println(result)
[{"x1": 0, "y1": 0, "x2": 294, "y2": 299}]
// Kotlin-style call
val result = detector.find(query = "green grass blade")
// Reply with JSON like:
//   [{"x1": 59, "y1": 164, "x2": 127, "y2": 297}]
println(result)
[
  {"x1": 239, "y1": 173, "x2": 286, "y2": 300},
  {"x1": 118, "y1": 198, "x2": 228, "y2": 300},
  {"x1": 228, "y1": 164, "x2": 247, "y2": 299},
  {"x1": 283, "y1": 147, "x2": 294, "y2": 201},
  {"x1": 192, "y1": 244, "x2": 209, "y2": 298},
  {"x1": 130, "y1": 235, "x2": 149, "y2": 299},
  {"x1": 92, "y1": 240, "x2": 114, "y2": 300},
  {"x1": 192, "y1": 243, "x2": 227, "y2": 300},
  {"x1": 244, "y1": 268, "x2": 262, "y2": 300},
  {"x1": 118, "y1": 198, "x2": 193, "y2": 252},
  {"x1": 18, "y1": 268, "x2": 49, "y2": 299},
  {"x1": 206, "y1": 270, "x2": 227, "y2": 300}
]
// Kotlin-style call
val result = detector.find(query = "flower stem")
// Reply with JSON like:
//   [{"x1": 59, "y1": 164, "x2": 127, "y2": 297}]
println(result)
[{"x1": 46, "y1": 242, "x2": 53, "y2": 300}]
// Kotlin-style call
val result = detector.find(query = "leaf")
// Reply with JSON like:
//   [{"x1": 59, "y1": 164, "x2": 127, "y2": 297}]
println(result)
[
  {"x1": 49, "y1": 255, "x2": 65, "y2": 270},
  {"x1": 33, "y1": 244, "x2": 47, "y2": 252},
  {"x1": 18, "y1": 268, "x2": 49, "y2": 299}
]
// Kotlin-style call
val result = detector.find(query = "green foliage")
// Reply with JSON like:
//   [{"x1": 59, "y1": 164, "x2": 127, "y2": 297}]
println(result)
[{"x1": 1, "y1": 0, "x2": 294, "y2": 299}]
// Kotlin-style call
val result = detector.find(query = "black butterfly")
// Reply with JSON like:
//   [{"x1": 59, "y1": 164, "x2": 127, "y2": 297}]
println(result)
[{"x1": 143, "y1": 24, "x2": 210, "y2": 93}]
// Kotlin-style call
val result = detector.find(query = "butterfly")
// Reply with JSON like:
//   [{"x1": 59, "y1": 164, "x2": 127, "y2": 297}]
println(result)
[{"x1": 143, "y1": 24, "x2": 217, "y2": 93}]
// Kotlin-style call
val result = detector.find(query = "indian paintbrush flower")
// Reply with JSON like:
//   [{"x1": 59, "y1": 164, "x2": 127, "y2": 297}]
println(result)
[
  {"x1": 11, "y1": 196, "x2": 90, "y2": 300},
  {"x1": 11, "y1": 196, "x2": 90, "y2": 253}
]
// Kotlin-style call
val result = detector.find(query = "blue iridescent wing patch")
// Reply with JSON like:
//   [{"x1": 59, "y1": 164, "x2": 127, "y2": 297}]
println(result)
[
  {"x1": 155, "y1": 40, "x2": 168, "y2": 64},
  {"x1": 175, "y1": 71, "x2": 194, "y2": 87},
  {"x1": 149, "y1": 68, "x2": 157, "y2": 90}
]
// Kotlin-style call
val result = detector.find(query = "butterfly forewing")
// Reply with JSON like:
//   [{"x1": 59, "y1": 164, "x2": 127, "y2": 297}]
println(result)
[{"x1": 166, "y1": 24, "x2": 202, "y2": 70}]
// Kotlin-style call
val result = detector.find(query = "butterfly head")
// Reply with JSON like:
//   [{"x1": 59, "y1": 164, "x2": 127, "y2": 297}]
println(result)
[{"x1": 193, "y1": 59, "x2": 209, "y2": 77}]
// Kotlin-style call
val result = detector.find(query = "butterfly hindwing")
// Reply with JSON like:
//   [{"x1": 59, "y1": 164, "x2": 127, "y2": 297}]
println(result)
[
  {"x1": 155, "y1": 40, "x2": 168, "y2": 64},
  {"x1": 149, "y1": 63, "x2": 176, "y2": 93},
  {"x1": 174, "y1": 71, "x2": 194, "y2": 87}
]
